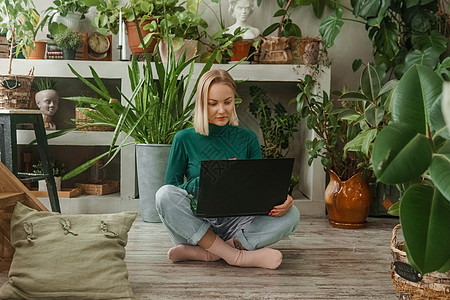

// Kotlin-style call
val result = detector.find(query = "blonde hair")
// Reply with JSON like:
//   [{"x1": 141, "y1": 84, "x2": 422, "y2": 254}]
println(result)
[{"x1": 193, "y1": 69, "x2": 239, "y2": 136}]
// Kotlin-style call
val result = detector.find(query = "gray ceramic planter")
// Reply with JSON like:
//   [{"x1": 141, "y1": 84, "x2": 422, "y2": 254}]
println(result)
[{"x1": 136, "y1": 143, "x2": 171, "y2": 223}]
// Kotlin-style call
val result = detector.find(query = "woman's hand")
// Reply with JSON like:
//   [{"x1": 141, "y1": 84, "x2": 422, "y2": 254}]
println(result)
[{"x1": 269, "y1": 194, "x2": 294, "y2": 217}]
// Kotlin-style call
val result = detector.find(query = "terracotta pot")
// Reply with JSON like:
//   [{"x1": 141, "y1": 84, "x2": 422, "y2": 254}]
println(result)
[
  {"x1": 230, "y1": 40, "x2": 252, "y2": 61},
  {"x1": 299, "y1": 38, "x2": 321, "y2": 65},
  {"x1": 125, "y1": 18, "x2": 158, "y2": 54},
  {"x1": 324, "y1": 169, "x2": 371, "y2": 229},
  {"x1": 26, "y1": 41, "x2": 47, "y2": 59}
]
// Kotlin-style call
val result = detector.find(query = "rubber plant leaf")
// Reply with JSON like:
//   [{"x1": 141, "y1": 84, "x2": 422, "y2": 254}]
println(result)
[
  {"x1": 360, "y1": 64, "x2": 380, "y2": 101},
  {"x1": 400, "y1": 184, "x2": 450, "y2": 274},
  {"x1": 429, "y1": 144, "x2": 450, "y2": 200},
  {"x1": 392, "y1": 65, "x2": 442, "y2": 135},
  {"x1": 372, "y1": 123, "x2": 432, "y2": 184}
]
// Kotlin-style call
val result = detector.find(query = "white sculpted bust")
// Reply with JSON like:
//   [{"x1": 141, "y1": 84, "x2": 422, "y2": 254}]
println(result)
[{"x1": 226, "y1": 0, "x2": 260, "y2": 40}]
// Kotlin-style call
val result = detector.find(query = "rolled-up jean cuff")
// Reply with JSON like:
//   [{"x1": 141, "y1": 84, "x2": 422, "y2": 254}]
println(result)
[
  {"x1": 187, "y1": 221, "x2": 211, "y2": 245},
  {"x1": 234, "y1": 230, "x2": 254, "y2": 250}
]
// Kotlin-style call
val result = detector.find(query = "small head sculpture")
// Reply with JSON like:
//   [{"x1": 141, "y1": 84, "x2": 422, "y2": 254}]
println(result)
[{"x1": 35, "y1": 89, "x2": 59, "y2": 116}]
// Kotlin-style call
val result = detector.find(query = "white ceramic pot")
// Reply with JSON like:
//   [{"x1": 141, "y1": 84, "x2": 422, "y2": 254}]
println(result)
[
  {"x1": 158, "y1": 39, "x2": 198, "y2": 63},
  {"x1": 54, "y1": 12, "x2": 82, "y2": 32}
]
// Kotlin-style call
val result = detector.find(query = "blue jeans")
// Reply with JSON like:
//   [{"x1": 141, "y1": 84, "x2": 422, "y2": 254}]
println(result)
[{"x1": 155, "y1": 185, "x2": 300, "y2": 251}]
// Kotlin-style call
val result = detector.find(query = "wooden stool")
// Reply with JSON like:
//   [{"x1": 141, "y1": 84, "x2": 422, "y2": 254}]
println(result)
[{"x1": 0, "y1": 109, "x2": 61, "y2": 212}]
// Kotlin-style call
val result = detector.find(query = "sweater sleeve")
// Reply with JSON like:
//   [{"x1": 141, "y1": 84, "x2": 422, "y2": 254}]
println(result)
[
  {"x1": 164, "y1": 132, "x2": 187, "y2": 187},
  {"x1": 248, "y1": 130, "x2": 263, "y2": 159}
]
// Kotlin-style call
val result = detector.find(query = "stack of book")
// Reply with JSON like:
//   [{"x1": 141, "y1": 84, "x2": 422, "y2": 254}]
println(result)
[
  {"x1": 0, "y1": 37, "x2": 9, "y2": 59},
  {"x1": 47, "y1": 44, "x2": 63, "y2": 59}
]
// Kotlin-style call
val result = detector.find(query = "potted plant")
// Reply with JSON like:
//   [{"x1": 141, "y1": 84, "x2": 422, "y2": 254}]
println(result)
[
  {"x1": 33, "y1": 158, "x2": 65, "y2": 191},
  {"x1": 157, "y1": 2, "x2": 208, "y2": 62},
  {"x1": 45, "y1": 0, "x2": 90, "y2": 35},
  {"x1": 53, "y1": 28, "x2": 83, "y2": 59},
  {"x1": 259, "y1": 0, "x2": 323, "y2": 65},
  {"x1": 25, "y1": 11, "x2": 50, "y2": 60},
  {"x1": 50, "y1": 5, "x2": 219, "y2": 221},
  {"x1": 0, "y1": 0, "x2": 41, "y2": 109},
  {"x1": 296, "y1": 72, "x2": 375, "y2": 228},
  {"x1": 372, "y1": 64, "x2": 449, "y2": 297},
  {"x1": 200, "y1": 27, "x2": 247, "y2": 64},
  {"x1": 248, "y1": 85, "x2": 301, "y2": 192},
  {"x1": 63, "y1": 51, "x2": 217, "y2": 221},
  {"x1": 123, "y1": 0, "x2": 179, "y2": 55}
]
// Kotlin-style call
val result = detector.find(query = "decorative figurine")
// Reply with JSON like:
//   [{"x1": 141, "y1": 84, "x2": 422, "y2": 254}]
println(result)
[
  {"x1": 226, "y1": 0, "x2": 260, "y2": 40},
  {"x1": 35, "y1": 89, "x2": 59, "y2": 130}
]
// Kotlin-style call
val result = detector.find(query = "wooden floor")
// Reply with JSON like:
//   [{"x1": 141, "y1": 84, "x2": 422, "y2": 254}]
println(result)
[{"x1": 0, "y1": 216, "x2": 400, "y2": 299}]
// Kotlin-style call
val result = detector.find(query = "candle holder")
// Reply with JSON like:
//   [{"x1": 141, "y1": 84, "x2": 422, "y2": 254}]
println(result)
[{"x1": 118, "y1": 45, "x2": 128, "y2": 61}]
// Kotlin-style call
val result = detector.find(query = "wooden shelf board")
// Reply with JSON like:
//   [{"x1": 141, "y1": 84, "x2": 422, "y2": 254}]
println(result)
[{"x1": 30, "y1": 188, "x2": 82, "y2": 198}]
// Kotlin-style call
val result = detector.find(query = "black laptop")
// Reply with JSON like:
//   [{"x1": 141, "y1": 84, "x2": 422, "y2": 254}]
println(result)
[{"x1": 193, "y1": 158, "x2": 294, "y2": 218}]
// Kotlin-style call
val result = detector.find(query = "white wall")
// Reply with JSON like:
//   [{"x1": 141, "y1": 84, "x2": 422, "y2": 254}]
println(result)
[{"x1": 33, "y1": 0, "x2": 373, "y2": 91}]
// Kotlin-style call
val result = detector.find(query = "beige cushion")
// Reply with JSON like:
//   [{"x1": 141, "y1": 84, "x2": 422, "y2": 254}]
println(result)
[{"x1": 0, "y1": 202, "x2": 137, "y2": 299}]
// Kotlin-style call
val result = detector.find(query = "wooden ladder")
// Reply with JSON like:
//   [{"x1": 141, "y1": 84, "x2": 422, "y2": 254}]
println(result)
[{"x1": 0, "y1": 161, "x2": 47, "y2": 272}]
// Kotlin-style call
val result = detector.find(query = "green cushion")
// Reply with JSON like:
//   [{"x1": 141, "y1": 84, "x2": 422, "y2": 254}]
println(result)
[{"x1": 0, "y1": 202, "x2": 137, "y2": 299}]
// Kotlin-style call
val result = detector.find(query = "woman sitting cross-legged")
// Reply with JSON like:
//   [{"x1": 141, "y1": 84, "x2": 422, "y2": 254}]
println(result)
[{"x1": 155, "y1": 69, "x2": 300, "y2": 269}]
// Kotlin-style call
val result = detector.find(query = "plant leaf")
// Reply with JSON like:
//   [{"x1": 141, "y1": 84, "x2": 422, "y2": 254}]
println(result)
[
  {"x1": 429, "y1": 151, "x2": 450, "y2": 201},
  {"x1": 387, "y1": 200, "x2": 400, "y2": 216},
  {"x1": 364, "y1": 104, "x2": 384, "y2": 127},
  {"x1": 400, "y1": 184, "x2": 450, "y2": 274},
  {"x1": 392, "y1": 65, "x2": 443, "y2": 135},
  {"x1": 319, "y1": 8, "x2": 343, "y2": 49},
  {"x1": 372, "y1": 123, "x2": 432, "y2": 184},
  {"x1": 360, "y1": 64, "x2": 380, "y2": 101}
]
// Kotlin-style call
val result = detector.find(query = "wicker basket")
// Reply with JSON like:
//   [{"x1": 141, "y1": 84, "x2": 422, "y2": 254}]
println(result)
[
  {"x1": 0, "y1": 37, "x2": 8, "y2": 59},
  {"x1": 74, "y1": 180, "x2": 120, "y2": 195},
  {"x1": 75, "y1": 107, "x2": 114, "y2": 131},
  {"x1": 391, "y1": 224, "x2": 450, "y2": 299},
  {"x1": 0, "y1": 68, "x2": 34, "y2": 109}
]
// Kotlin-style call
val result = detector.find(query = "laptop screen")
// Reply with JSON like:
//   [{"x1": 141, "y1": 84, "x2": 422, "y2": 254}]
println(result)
[{"x1": 195, "y1": 158, "x2": 294, "y2": 217}]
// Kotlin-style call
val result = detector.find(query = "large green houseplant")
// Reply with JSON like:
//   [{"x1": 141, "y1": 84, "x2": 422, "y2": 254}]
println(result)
[
  {"x1": 372, "y1": 64, "x2": 449, "y2": 277},
  {"x1": 296, "y1": 74, "x2": 369, "y2": 181},
  {"x1": 336, "y1": 64, "x2": 397, "y2": 173},
  {"x1": 295, "y1": 64, "x2": 398, "y2": 228},
  {"x1": 54, "y1": 5, "x2": 218, "y2": 222},
  {"x1": 319, "y1": 0, "x2": 449, "y2": 79}
]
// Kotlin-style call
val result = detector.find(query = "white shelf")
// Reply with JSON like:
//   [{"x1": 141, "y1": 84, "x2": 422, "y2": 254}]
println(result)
[
  {"x1": 1, "y1": 59, "x2": 330, "y2": 215},
  {"x1": 17, "y1": 130, "x2": 123, "y2": 146},
  {"x1": 2, "y1": 59, "x2": 326, "y2": 82}
]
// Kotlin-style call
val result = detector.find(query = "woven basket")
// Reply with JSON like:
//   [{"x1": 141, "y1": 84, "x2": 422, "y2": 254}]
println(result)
[
  {"x1": 391, "y1": 224, "x2": 450, "y2": 299},
  {"x1": 0, "y1": 37, "x2": 8, "y2": 59},
  {"x1": 75, "y1": 107, "x2": 114, "y2": 131},
  {"x1": 0, "y1": 68, "x2": 34, "y2": 109},
  {"x1": 74, "y1": 180, "x2": 120, "y2": 195}
]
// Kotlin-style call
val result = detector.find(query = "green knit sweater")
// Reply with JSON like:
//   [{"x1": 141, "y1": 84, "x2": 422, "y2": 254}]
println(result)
[{"x1": 165, "y1": 123, "x2": 262, "y2": 197}]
